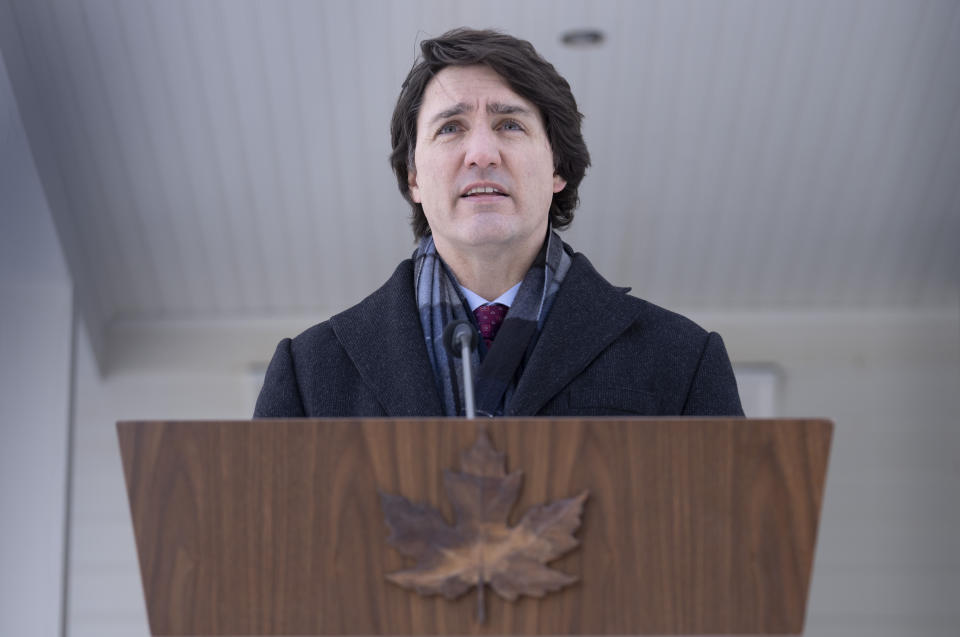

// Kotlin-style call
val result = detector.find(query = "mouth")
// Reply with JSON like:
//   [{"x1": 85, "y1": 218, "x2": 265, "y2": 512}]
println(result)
[{"x1": 460, "y1": 183, "x2": 510, "y2": 199}]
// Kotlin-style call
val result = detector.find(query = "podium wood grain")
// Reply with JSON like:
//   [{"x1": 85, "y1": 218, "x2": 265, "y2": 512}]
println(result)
[{"x1": 118, "y1": 418, "x2": 831, "y2": 635}]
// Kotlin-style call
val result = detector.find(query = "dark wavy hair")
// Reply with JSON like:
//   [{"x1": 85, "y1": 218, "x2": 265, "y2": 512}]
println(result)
[{"x1": 390, "y1": 28, "x2": 591, "y2": 239}]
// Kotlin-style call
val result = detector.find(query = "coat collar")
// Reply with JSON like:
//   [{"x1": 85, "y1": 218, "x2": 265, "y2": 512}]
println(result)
[
  {"x1": 506, "y1": 253, "x2": 644, "y2": 416},
  {"x1": 329, "y1": 260, "x2": 443, "y2": 417}
]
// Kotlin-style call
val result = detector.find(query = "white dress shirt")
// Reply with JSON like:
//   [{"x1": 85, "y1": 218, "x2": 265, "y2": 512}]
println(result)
[{"x1": 459, "y1": 281, "x2": 521, "y2": 312}]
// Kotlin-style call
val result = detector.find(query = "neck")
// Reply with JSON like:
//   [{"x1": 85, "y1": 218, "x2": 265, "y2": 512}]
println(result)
[{"x1": 435, "y1": 236, "x2": 544, "y2": 302}]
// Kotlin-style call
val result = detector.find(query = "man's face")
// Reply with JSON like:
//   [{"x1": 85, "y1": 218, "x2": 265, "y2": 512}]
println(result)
[{"x1": 409, "y1": 65, "x2": 566, "y2": 258}]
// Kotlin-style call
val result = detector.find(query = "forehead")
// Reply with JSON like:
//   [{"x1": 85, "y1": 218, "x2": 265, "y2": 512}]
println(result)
[{"x1": 417, "y1": 64, "x2": 541, "y2": 124}]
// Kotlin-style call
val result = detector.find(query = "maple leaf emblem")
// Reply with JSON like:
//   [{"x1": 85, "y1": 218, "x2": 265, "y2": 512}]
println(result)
[{"x1": 380, "y1": 429, "x2": 588, "y2": 622}]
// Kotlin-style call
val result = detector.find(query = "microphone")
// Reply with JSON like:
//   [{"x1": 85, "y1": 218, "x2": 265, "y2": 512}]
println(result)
[{"x1": 442, "y1": 320, "x2": 478, "y2": 419}]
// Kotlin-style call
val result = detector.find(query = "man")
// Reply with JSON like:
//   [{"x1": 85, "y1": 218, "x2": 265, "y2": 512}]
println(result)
[{"x1": 255, "y1": 28, "x2": 743, "y2": 418}]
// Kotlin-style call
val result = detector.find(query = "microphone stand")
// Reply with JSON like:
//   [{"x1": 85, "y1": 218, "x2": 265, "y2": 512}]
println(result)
[
  {"x1": 443, "y1": 320, "x2": 478, "y2": 419},
  {"x1": 442, "y1": 318, "x2": 488, "y2": 621}
]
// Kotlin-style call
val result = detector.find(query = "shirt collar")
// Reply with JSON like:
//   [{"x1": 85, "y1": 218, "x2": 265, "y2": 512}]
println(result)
[{"x1": 460, "y1": 280, "x2": 522, "y2": 312}]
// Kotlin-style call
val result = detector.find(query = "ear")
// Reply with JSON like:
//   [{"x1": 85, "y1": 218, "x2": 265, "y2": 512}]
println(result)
[
  {"x1": 552, "y1": 173, "x2": 567, "y2": 193},
  {"x1": 408, "y1": 168, "x2": 422, "y2": 203}
]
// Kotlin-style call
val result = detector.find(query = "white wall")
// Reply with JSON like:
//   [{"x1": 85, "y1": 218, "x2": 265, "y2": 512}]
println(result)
[
  {"x1": 0, "y1": 47, "x2": 73, "y2": 637},
  {"x1": 66, "y1": 322, "x2": 257, "y2": 637},
  {"x1": 64, "y1": 306, "x2": 960, "y2": 637}
]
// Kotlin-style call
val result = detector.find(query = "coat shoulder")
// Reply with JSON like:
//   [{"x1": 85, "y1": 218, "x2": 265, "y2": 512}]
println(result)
[
  {"x1": 288, "y1": 258, "x2": 415, "y2": 352},
  {"x1": 255, "y1": 261, "x2": 417, "y2": 418},
  {"x1": 568, "y1": 251, "x2": 709, "y2": 348},
  {"x1": 550, "y1": 252, "x2": 742, "y2": 416},
  {"x1": 631, "y1": 296, "x2": 710, "y2": 350},
  {"x1": 287, "y1": 318, "x2": 340, "y2": 361}
]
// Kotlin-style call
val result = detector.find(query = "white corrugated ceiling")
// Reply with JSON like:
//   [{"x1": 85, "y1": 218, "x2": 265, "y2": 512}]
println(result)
[{"x1": 1, "y1": 0, "x2": 957, "y2": 370}]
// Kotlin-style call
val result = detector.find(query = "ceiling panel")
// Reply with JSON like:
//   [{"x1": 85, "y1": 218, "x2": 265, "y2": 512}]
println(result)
[{"x1": 1, "y1": 0, "x2": 957, "y2": 371}]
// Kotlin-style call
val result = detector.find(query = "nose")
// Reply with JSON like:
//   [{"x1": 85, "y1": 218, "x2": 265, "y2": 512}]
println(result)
[{"x1": 463, "y1": 126, "x2": 501, "y2": 169}]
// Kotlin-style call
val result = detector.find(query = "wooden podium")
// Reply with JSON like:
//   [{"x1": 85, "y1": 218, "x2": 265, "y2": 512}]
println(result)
[{"x1": 118, "y1": 418, "x2": 832, "y2": 635}]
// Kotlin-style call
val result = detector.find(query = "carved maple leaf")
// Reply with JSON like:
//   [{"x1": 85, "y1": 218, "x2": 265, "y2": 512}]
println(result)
[{"x1": 380, "y1": 429, "x2": 588, "y2": 621}]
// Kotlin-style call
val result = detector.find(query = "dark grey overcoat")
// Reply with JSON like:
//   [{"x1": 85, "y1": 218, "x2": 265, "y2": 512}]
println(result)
[{"x1": 254, "y1": 253, "x2": 744, "y2": 418}]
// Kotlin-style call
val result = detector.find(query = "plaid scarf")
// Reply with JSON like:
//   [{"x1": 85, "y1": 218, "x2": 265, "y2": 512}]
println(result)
[{"x1": 413, "y1": 230, "x2": 572, "y2": 417}]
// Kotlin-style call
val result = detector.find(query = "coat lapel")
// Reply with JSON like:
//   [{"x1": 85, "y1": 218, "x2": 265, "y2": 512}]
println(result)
[
  {"x1": 329, "y1": 260, "x2": 444, "y2": 417},
  {"x1": 506, "y1": 253, "x2": 644, "y2": 416}
]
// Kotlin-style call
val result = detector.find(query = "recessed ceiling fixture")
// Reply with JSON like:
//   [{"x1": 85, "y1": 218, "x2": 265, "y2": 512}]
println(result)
[{"x1": 561, "y1": 28, "x2": 605, "y2": 48}]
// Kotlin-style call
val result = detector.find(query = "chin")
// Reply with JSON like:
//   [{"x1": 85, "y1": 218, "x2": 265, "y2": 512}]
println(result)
[{"x1": 460, "y1": 221, "x2": 521, "y2": 247}]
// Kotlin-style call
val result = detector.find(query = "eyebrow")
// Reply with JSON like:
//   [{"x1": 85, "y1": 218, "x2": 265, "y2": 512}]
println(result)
[{"x1": 427, "y1": 102, "x2": 534, "y2": 126}]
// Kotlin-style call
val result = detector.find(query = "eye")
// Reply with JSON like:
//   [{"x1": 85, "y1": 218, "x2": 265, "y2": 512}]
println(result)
[
  {"x1": 437, "y1": 122, "x2": 461, "y2": 135},
  {"x1": 500, "y1": 119, "x2": 525, "y2": 132}
]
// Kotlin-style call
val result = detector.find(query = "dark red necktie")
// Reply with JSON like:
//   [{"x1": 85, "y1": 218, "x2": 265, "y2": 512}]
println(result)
[{"x1": 473, "y1": 303, "x2": 508, "y2": 350}]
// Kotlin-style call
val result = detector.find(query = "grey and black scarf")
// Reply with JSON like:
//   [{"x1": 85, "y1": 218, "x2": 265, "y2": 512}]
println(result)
[{"x1": 413, "y1": 230, "x2": 572, "y2": 416}]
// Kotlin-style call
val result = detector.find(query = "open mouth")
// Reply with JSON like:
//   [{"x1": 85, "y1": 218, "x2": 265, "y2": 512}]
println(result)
[{"x1": 461, "y1": 185, "x2": 509, "y2": 198}]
